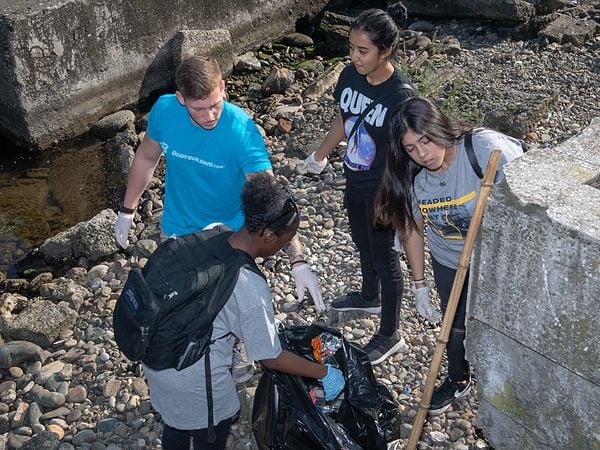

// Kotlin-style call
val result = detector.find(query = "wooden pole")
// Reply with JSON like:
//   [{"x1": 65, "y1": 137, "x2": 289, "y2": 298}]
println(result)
[{"x1": 406, "y1": 150, "x2": 503, "y2": 450}]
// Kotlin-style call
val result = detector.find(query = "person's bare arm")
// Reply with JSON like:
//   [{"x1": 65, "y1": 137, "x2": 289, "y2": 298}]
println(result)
[
  {"x1": 246, "y1": 168, "x2": 274, "y2": 180},
  {"x1": 122, "y1": 136, "x2": 163, "y2": 209},
  {"x1": 403, "y1": 219, "x2": 426, "y2": 282},
  {"x1": 313, "y1": 113, "x2": 345, "y2": 162},
  {"x1": 261, "y1": 350, "x2": 327, "y2": 379}
]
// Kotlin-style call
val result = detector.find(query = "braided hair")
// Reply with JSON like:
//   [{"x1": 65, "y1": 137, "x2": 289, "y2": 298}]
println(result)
[{"x1": 242, "y1": 173, "x2": 299, "y2": 235}]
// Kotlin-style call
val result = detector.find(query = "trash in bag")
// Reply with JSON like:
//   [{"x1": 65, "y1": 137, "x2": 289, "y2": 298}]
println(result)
[
  {"x1": 252, "y1": 323, "x2": 402, "y2": 450},
  {"x1": 311, "y1": 332, "x2": 343, "y2": 365}
]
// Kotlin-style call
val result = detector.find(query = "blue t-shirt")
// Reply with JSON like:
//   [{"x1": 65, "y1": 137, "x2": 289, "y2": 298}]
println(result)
[{"x1": 146, "y1": 95, "x2": 272, "y2": 235}]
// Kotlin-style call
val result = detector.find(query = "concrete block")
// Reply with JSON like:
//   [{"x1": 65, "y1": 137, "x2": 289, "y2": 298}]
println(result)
[
  {"x1": 467, "y1": 118, "x2": 600, "y2": 448},
  {"x1": 468, "y1": 322, "x2": 600, "y2": 449},
  {"x1": 469, "y1": 118, "x2": 600, "y2": 384},
  {"x1": 0, "y1": 0, "x2": 328, "y2": 150},
  {"x1": 138, "y1": 29, "x2": 235, "y2": 110}
]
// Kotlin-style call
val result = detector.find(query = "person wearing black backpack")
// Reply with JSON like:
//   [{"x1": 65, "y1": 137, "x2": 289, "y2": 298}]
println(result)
[
  {"x1": 114, "y1": 55, "x2": 324, "y2": 383},
  {"x1": 374, "y1": 96, "x2": 525, "y2": 415},
  {"x1": 143, "y1": 173, "x2": 344, "y2": 450},
  {"x1": 303, "y1": 4, "x2": 415, "y2": 366}
]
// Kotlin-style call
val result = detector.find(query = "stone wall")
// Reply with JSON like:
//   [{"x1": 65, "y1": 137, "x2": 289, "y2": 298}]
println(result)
[
  {"x1": 0, "y1": 0, "x2": 327, "y2": 150},
  {"x1": 467, "y1": 119, "x2": 600, "y2": 449}
]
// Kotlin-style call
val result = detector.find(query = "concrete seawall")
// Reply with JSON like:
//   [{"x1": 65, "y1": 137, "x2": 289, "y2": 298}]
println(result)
[
  {"x1": 0, "y1": 0, "x2": 327, "y2": 150},
  {"x1": 467, "y1": 119, "x2": 600, "y2": 449}
]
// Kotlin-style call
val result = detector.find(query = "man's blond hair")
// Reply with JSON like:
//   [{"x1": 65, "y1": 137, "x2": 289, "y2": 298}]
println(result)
[{"x1": 175, "y1": 56, "x2": 222, "y2": 99}]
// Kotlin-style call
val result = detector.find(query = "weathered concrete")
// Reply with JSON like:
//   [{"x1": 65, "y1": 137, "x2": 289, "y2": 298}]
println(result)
[
  {"x1": 0, "y1": 0, "x2": 328, "y2": 150},
  {"x1": 467, "y1": 118, "x2": 600, "y2": 449}
]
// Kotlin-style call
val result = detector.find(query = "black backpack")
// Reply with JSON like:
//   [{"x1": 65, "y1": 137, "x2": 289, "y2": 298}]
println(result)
[{"x1": 113, "y1": 227, "x2": 264, "y2": 441}]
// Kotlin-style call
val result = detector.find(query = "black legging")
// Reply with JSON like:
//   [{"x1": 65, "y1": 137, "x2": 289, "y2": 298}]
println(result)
[
  {"x1": 162, "y1": 416, "x2": 234, "y2": 450},
  {"x1": 345, "y1": 187, "x2": 404, "y2": 336},
  {"x1": 431, "y1": 256, "x2": 469, "y2": 380}
]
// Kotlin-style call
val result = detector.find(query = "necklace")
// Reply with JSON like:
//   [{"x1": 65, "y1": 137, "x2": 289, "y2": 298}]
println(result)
[{"x1": 438, "y1": 173, "x2": 448, "y2": 187}]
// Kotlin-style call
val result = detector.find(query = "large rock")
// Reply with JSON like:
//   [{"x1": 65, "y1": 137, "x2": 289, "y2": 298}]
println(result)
[
  {"x1": 38, "y1": 209, "x2": 119, "y2": 263},
  {"x1": 0, "y1": 341, "x2": 49, "y2": 369},
  {"x1": 467, "y1": 118, "x2": 600, "y2": 448},
  {"x1": 138, "y1": 29, "x2": 235, "y2": 110},
  {"x1": 39, "y1": 277, "x2": 92, "y2": 311},
  {"x1": 538, "y1": 14, "x2": 599, "y2": 47},
  {"x1": 483, "y1": 95, "x2": 554, "y2": 139},
  {"x1": 314, "y1": 11, "x2": 352, "y2": 58},
  {"x1": 397, "y1": 0, "x2": 536, "y2": 22},
  {"x1": 0, "y1": 0, "x2": 328, "y2": 151},
  {"x1": 3, "y1": 299, "x2": 78, "y2": 348}
]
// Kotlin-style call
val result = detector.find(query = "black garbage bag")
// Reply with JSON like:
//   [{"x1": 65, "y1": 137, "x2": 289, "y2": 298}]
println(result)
[{"x1": 252, "y1": 323, "x2": 402, "y2": 450}]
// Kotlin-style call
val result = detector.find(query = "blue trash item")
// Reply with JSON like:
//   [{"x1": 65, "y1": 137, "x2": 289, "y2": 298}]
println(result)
[{"x1": 252, "y1": 323, "x2": 402, "y2": 450}]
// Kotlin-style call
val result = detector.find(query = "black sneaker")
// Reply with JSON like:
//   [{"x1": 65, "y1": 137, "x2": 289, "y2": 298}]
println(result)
[
  {"x1": 429, "y1": 375, "x2": 472, "y2": 415},
  {"x1": 331, "y1": 292, "x2": 381, "y2": 313},
  {"x1": 363, "y1": 330, "x2": 406, "y2": 365}
]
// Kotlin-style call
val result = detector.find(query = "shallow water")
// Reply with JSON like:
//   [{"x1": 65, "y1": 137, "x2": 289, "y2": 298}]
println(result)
[{"x1": 0, "y1": 137, "x2": 109, "y2": 276}]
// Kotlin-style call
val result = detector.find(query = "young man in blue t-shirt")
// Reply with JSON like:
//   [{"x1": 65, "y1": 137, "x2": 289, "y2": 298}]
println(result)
[
  {"x1": 114, "y1": 56, "x2": 322, "y2": 310},
  {"x1": 114, "y1": 56, "x2": 324, "y2": 385}
]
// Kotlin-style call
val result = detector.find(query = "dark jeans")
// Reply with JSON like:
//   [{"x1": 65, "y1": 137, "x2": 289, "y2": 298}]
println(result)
[
  {"x1": 345, "y1": 187, "x2": 403, "y2": 336},
  {"x1": 431, "y1": 257, "x2": 470, "y2": 380},
  {"x1": 162, "y1": 416, "x2": 233, "y2": 450}
]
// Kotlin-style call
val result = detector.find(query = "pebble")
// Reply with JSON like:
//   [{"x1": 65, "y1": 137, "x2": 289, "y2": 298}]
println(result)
[
  {"x1": 66, "y1": 385, "x2": 87, "y2": 403},
  {"x1": 47, "y1": 423, "x2": 65, "y2": 439}
]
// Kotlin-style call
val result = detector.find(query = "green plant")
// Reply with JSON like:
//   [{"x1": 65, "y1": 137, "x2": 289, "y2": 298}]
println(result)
[{"x1": 396, "y1": 41, "x2": 483, "y2": 125}]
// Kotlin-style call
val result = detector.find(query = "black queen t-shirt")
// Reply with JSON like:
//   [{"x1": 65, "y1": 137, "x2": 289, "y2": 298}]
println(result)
[{"x1": 333, "y1": 64, "x2": 413, "y2": 193}]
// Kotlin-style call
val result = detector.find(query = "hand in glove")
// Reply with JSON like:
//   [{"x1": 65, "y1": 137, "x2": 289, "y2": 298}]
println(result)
[
  {"x1": 414, "y1": 285, "x2": 442, "y2": 324},
  {"x1": 114, "y1": 212, "x2": 134, "y2": 249},
  {"x1": 320, "y1": 364, "x2": 345, "y2": 400},
  {"x1": 291, "y1": 263, "x2": 326, "y2": 311},
  {"x1": 303, "y1": 152, "x2": 327, "y2": 174}
]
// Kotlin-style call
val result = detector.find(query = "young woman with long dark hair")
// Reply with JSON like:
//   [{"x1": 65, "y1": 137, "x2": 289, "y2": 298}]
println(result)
[{"x1": 374, "y1": 96, "x2": 524, "y2": 414}]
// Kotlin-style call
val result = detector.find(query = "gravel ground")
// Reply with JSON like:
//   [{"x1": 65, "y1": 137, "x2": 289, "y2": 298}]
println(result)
[{"x1": 0, "y1": 5, "x2": 599, "y2": 450}]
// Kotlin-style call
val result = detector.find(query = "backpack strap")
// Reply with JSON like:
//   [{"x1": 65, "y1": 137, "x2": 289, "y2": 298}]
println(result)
[
  {"x1": 203, "y1": 245, "x2": 262, "y2": 444},
  {"x1": 348, "y1": 83, "x2": 415, "y2": 140},
  {"x1": 464, "y1": 132, "x2": 484, "y2": 179},
  {"x1": 204, "y1": 348, "x2": 217, "y2": 444},
  {"x1": 236, "y1": 249, "x2": 267, "y2": 281}
]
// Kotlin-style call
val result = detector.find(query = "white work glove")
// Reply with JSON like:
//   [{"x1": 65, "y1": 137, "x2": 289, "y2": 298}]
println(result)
[
  {"x1": 303, "y1": 152, "x2": 327, "y2": 174},
  {"x1": 414, "y1": 285, "x2": 442, "y2": 324},
  {"x1": 114, "y1": 212, "x2": 134, "y2": 249},
  {"x1": 291, "y1": 263, "x2": 326, "y2": 311},
  {"x1": 203, "y1": 222, "x2": 232, "y2": 232}
]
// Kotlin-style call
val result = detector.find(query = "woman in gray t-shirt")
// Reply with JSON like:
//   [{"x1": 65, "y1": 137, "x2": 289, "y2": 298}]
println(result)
[{"x1": 374, "y1": 96, "x2": 524, "y2": 416}]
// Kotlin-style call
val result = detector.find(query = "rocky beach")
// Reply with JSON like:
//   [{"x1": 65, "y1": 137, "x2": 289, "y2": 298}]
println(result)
[{"x1": 0, "y1": 3, "x2": 599, "y2": 449}]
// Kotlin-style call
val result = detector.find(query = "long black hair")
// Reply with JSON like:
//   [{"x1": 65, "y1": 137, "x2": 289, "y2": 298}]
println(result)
[
  {"x1": 242, "y1": 173, "x2": 299, "y2": 236},
  {"x1": 350, "y1": 3, "x2": 408, "y2": 55},
  {"x1": 375, "y1": 97, "x2": 474, "y2": 232}
]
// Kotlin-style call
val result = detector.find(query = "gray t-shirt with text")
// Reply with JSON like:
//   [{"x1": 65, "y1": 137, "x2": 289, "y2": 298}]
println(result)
[
  {"x1": 143, "y1": 267, "x2": 282, "y2": 430},
  {"x1": 411, "y1": 129, "x2": 523, "y2": 269}
]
